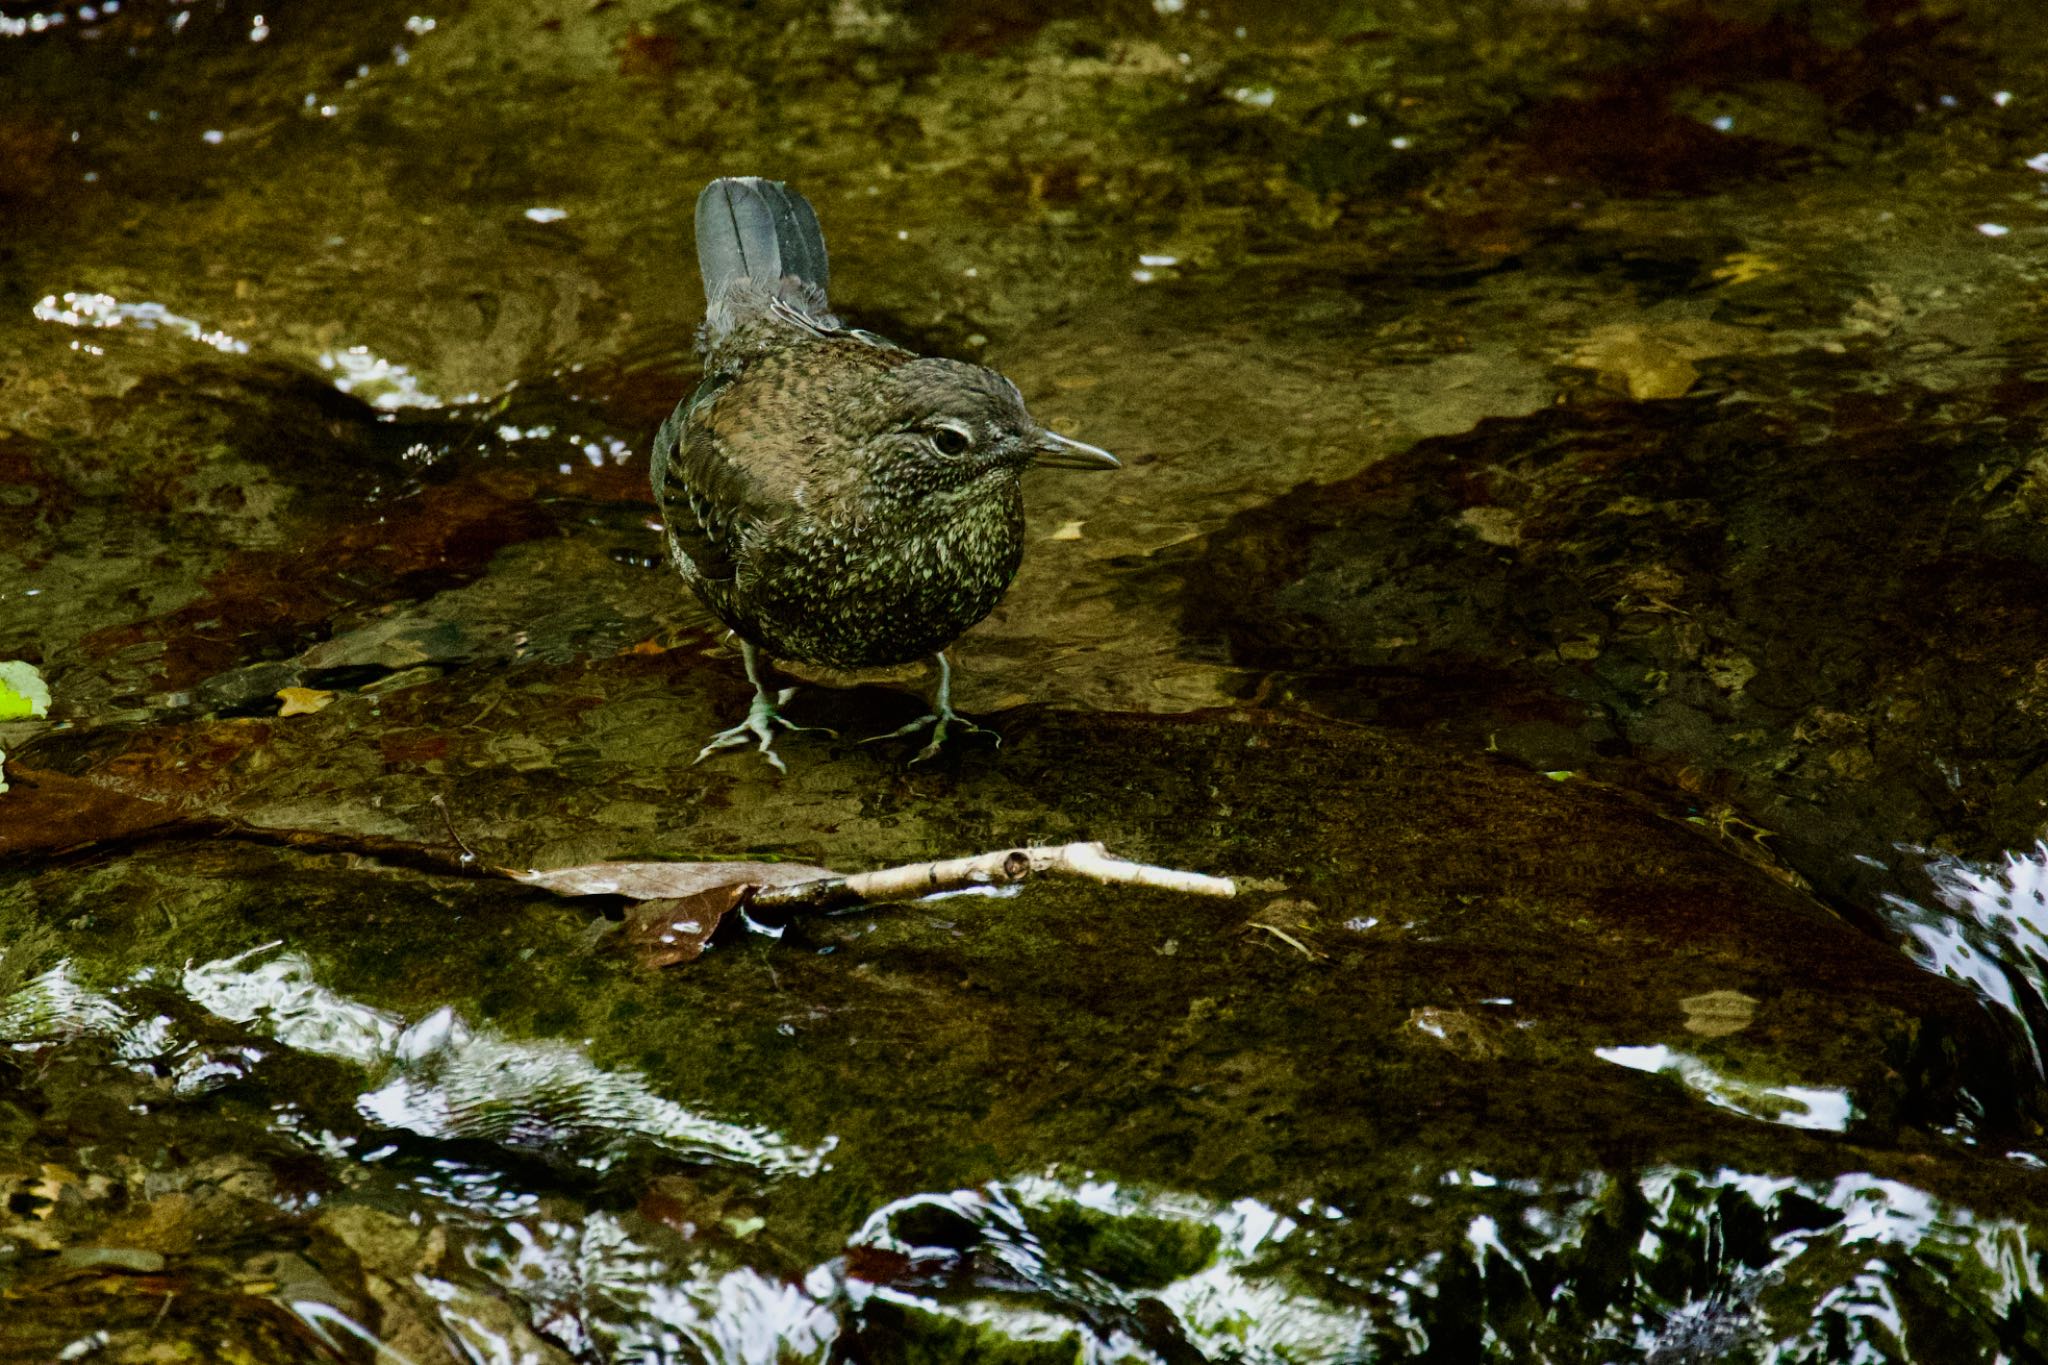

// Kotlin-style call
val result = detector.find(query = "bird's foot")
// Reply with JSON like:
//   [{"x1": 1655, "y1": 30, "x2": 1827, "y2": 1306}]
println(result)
[
  {"x1": 863, "y1": 705, "x2": 1000, "y2": 765},
  {"x1": 694, "y1": 688, "x2": 836, "y2": 774}
]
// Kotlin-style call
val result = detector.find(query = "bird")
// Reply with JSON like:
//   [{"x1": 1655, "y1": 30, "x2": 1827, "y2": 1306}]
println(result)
[{"x1": 650, "y1": 176, "x2": 1119, "y2": 771}]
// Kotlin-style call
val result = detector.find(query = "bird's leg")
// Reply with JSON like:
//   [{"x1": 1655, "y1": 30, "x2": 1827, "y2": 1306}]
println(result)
[
  {"x1": 862, "y1": 652, "x2": 999, "y2": 764},
  {"x1": 695, "y1": 638, "x2": 835, "y2": 774}
]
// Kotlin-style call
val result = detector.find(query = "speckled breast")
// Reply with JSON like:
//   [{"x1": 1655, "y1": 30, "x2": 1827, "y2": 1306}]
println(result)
[{"x1": 721, "y1": 487, "x2": 1027, "y2": 670}]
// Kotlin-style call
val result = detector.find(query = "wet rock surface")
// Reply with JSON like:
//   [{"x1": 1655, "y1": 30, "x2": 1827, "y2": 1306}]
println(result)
[
  {"x1": 1187, "y1": 355, "x2": 2048, "y2": 918},
  {"x1": 6, "y1": 708, "x2": 2047, "y2": 1360},
  {"x1": 8, "y1": 0, "x2": 2048, "y2": 1359}
]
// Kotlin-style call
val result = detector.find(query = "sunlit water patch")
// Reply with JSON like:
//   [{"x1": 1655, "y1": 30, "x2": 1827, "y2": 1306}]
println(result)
[{"x1": 827, "y1": 1177, "x2": 1351, "y2": 1363}]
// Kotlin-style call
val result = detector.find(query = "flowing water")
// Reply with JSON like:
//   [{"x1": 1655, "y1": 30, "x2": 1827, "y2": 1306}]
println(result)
[{"x1": 9, "y1": 0, "x2": 2048, "y2": 1359}]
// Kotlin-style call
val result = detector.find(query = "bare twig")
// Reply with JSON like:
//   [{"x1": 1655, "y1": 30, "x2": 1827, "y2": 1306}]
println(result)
[
  {"x1": 1246, "y1": 921, "x2": 1326, "y2": 961},
  {"x1": 431, "y1": 794, "x2": 478, "y2": 867},
  {"x1": 749, "y1": 841, "x2": 1235, "y2": 912}
]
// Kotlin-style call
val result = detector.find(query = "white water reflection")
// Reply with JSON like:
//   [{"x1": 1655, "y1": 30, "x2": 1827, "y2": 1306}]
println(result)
[
  {"x1": 1596, "y1": 1043, "x2": 1857, "y2": 1132},
  {"x1": 183, "y1": 945, "x2": 825, "y2": 1176},
  {"x1": 0, "y1": 958, "x2": 128, "y2": 1042},
  {"x1": 318, "y1": 343, "x2": 484, "y2": 411},
  {"x1": 1628, "y1": 1167, "x2": 2047, "y2": 1362},
  {"x1": 359, "y1": 1006, "x2": 825, "y2": 1175},
  {"x1": 8, "y1": 952, "x2": 2038, "y2": 1362},
  {"x1": 1, "y1": 3, "x2": 115, "y2": 39},
  {"x1": 842, "y1": 1176, "x2": 1368, "y2": 1363},
  {"x1": 0, "y1": 958, "x2": 266, "y2": 1095},
  {"x1": 459, "y1": 1210, "x2": 837, "y2": 1364},
  {"x1": 185, "y1": 940, "x2": 404, "y2": 1064},
  {"x1": 32, "y1": 290, "x2": 249, "y2": 354},
  {"x1": 824, "y1": 1162, "x2": 2048, "y2": 1362},
  {"x1": 1885, "y1": 841, "x2": 2048, "y2": 1078},
  {"x1": 3, "y1": 943, "x2": 829, "y2": 1179}
]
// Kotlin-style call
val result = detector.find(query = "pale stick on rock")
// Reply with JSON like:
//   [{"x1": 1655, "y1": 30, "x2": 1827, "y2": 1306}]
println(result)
[
  {"x1": 749, "y1": 841, "x2": 1236, "y2": 912},
  {"x1": 512, "y1": 843, "x2": 1235, "y2": 967}
]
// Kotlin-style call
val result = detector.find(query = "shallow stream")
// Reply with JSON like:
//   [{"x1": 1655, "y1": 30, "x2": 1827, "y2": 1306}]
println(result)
[{"x1": 8, "y1": 1, "x2": 2048, "y2": 1360}]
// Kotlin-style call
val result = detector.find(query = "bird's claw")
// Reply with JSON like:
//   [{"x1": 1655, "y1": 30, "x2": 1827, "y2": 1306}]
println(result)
[
  {"x1": 695, "y1": 687, "x2": 836, "y2": 773},
  {"x1": 862, "y1": 707, "x2": 1000, "y2": 764}
]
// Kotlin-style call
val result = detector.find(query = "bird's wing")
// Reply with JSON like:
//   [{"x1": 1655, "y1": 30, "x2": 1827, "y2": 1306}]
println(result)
[
  {"x1": 652, "y1": 333, "x2": 911, "y2": 582},
  {"x1": 651, "y1": 371, "x2": 768, "y2": 583}
]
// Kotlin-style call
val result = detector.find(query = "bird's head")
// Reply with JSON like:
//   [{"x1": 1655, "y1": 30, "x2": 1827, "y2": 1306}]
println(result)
[{"x1": 848, "y1": 357, "x2": 1118, "y2": 498}]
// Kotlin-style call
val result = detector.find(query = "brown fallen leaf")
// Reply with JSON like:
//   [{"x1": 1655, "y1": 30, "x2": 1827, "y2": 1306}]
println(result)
[
  {"x1": 622, "y1": 892, "x2": 739, "y2": 967},
  {"x1": 512, "y1": 860, "x2": 832, "y2": 900},
  {"x1": 516, "y1": 861, "x2": 833, "y2": 968},
  {"x1": 574, "y1": 863, "x2": 834, "y2": 968}
]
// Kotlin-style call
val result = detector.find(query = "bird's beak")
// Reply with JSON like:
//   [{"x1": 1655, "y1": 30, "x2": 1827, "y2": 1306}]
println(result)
[{"x1": 1032, "y1": 429, "x2": 1121, "y2": 469}]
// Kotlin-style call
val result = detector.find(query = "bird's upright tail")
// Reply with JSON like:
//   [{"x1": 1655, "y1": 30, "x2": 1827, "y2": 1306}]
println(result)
[{"x1": 695, "y1": 177, "x2": 834, "y2": 342}]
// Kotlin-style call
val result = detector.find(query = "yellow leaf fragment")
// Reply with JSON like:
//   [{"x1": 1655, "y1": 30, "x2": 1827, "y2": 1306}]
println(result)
[
  {"x1": 1710, "y1": 251, "x2": 1781, "y2": 286},
  {"x1": 1570, "y1": 320, "x2": 1762, "y2": 401},
  {"x1": 276, "y1": 687, "x2": 335, "y2": 717}
]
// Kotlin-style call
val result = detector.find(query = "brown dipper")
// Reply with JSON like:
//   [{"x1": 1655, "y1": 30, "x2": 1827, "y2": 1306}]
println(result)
[{"x1": 651, "y1": 177, "x2": 1118, "y2": 769}]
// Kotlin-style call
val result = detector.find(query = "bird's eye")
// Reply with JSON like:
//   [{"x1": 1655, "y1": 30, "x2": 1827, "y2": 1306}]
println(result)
[{"x1": 929, "y1": 424, "x2": 972, "y2": 456}]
